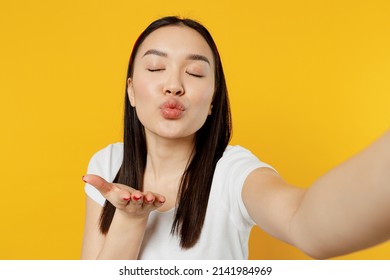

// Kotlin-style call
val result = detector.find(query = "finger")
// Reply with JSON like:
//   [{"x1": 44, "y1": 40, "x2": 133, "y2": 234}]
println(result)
[
  {"x1": 146, "y1": 192, "x2": 166, "y2": 209},
  {"x1": 82, "y1": 174, "x2": 113, "y2": 195},
  {"x1": 121, "y1": 192, "x2": 145, "y2": 214},
  {"x1": 129, "y1": 191, "x2": 143, "y2": 206},
  {"x1": 153, "y1": 195, "x2": 166, "y2": 208},
  {"x1": 83, "y1": 174, "x2": 131, "y2": 205},
  {"x1": 141, "y1": 192, "x2": 156, "y2": 211},
  {"x1": 143, "y1": 192, "x2": 155, "y2": 204},
  {"x1": 126, "y1": 192, "x2": 165, "y2": 214}
]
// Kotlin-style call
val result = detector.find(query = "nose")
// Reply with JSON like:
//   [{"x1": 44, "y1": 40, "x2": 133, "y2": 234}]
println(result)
[{"x1": 163, "y1": 73, "x2": 184, "y2": 96}]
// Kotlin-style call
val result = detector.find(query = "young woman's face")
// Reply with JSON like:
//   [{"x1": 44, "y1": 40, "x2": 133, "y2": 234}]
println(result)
[{"x1": 128, "y1": 25, "x2": 215, "y2": 141}]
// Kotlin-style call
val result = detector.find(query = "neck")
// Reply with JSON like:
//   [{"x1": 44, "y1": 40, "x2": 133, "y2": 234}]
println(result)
[{"x1": 144, "y1": 132, "x2": 195, "y2": 184}]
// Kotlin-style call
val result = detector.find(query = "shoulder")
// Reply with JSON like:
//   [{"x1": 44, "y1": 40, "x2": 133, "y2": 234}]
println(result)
[
  {"x1": 217, "y1": 145, "x2": 275, "y2": 172},
  {"x1": 87, "y1": 143, "x2": 123, "y2": 176},
  {"x1": 89, "y1": 142, "x2": 123, "y2": 165},
  {"x1": 211, "y1": 145, "x2": 276, "y2": 227}
]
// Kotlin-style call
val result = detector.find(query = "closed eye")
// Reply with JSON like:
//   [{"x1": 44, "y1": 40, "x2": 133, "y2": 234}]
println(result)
[
  {"x1": 147, "y1": 68, "x2": 165, "y2": 72},
  {"x1": 186, "y1": 71, "x2": 204, "y2": 78}
]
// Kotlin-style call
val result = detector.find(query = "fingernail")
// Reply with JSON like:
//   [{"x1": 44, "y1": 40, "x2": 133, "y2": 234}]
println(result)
[
  {"x1": 123, "y1": 197, "x2": 130, "y2": 201},
  {"x1": 133, "y1": 195, "x2": 142, "y2": 201},
  {"x1": 145, "y1": 198, "x2": 154, "y2": 203},
  {"x1": 82, "y1": 176, "x2": 87, "y2": 183}
]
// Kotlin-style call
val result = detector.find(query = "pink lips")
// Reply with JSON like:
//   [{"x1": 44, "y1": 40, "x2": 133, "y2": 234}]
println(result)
[{"x1": 160, "y1": 99, "x2": 185, "y2": 119}]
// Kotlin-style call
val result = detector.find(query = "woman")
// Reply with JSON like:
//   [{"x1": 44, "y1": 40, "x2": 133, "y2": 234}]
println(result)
[{"x1": 81, "y1": 16, "x2": 390, "y2": 259}]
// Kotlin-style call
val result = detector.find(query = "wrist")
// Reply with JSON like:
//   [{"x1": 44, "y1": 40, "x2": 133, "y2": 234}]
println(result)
[{"x1": 113, "y1": 209, "x2": 149, "y2": 230}]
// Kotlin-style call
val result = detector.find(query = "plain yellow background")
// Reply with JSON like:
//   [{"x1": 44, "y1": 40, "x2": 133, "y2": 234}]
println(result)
[{"x1": 0, "y1": 0, "x2": 389, "y2": 259}]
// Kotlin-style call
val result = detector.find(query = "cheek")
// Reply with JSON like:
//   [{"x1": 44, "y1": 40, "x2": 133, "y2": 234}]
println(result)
[
  {"x1": 198, "y1": 83, "x2": 214, "y2": 108},
  {"x1": 132, "y1": 77, "x2": 156, "y2": 103},
  {"x1": 191, "y1": 86, "x2": 215, "y2": 120}
]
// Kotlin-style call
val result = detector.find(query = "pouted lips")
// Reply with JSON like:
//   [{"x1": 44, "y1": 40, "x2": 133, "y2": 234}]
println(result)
[{"x1": 160, "y1": 99, "x2": 186, "y2": 119}]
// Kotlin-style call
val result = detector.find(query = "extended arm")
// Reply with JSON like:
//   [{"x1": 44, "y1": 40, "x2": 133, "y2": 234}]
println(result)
[
  {"x1": 243, "y1": 130, "x2": 390, "y2": 259},
  {"x1": 81, "y1": 175, "x2": 165, "y2": 259}
]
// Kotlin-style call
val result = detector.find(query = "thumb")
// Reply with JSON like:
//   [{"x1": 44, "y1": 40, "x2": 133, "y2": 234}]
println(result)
[{"x1": 82, "y1": 174, "x2": 113, "y2": 196}]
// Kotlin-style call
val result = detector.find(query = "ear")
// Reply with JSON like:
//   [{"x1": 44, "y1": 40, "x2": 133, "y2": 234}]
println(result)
[
  {"x1": 208, "y1": 104, "x2": 213, "y2": 115},
  {"x1": 127, "y1": 78, "x2": 136, "y2": 107}
]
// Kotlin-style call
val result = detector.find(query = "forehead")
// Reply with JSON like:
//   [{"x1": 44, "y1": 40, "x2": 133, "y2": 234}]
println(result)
[{"x1": 136, "y1": 25, "x2": 214, "y2": 64}]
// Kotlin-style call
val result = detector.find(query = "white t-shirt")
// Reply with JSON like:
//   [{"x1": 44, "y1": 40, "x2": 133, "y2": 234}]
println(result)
[{"x1": 84, "y1": 143, "x2": 274, "y2": 259}]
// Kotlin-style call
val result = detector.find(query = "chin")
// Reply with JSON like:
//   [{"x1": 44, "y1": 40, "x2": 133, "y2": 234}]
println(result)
[
  {"x1": 143, "y1": 125, "x2": 193, "y2": 141},
  {"x1": 158, "y1": 131, "x2": 195, "y2": 141}
]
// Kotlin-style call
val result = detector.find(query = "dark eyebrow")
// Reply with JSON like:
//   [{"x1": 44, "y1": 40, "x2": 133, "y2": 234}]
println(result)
[
  {"x1": 186, "y1": 54, "x2": 210, "y2": 65},
  {"x1": 143, "y1": 49, "x2": 210, "y2": 65},
  {"x1": 143, "y1": 49, "x2": 168, "y2": 57}
]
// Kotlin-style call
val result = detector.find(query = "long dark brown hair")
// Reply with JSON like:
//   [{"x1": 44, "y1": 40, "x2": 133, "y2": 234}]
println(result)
[{"x1": 99, "y1": 16, "x2": 232, "y2": 249}]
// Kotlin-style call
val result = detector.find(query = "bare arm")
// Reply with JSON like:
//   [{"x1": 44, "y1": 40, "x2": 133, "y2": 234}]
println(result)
[
  {"x1": 81, "y1": 196, "x2": 105, "y2": 259},
  {"x1": 81, "y1": 175, "x2": 165, "y2": 259},
  {"x1": 243, "y1": 130, "x2": 390, "y2": 259}
]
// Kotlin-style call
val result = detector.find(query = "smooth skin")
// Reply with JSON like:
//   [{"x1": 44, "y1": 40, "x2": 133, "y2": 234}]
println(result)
[
  {"x1": 243, "y1": 131, "x2": 390, "y2": 259},
  {"x1": 81, "y1": 25, "x2": 390, "y2": 260}
]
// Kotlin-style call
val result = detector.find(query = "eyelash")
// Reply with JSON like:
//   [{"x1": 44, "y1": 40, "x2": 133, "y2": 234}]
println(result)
[
  {"x1": 147, "y1": 69, "x2": 203, "y2": 78},
  {"x1": 147, "y1": 68, "x2": 164, "y2": 72},
  {"x1": 186, "y1": 71, "x2": 203, "y2": 78}
]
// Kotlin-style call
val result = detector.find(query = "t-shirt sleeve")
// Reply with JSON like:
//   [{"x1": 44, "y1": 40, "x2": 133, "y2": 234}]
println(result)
[
  {"x1": 84, "y1": 143, "x2": 123, "y2": 206},
  {"x1": 214, "y1": 146, "x2": 276, "y2": 229}
]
